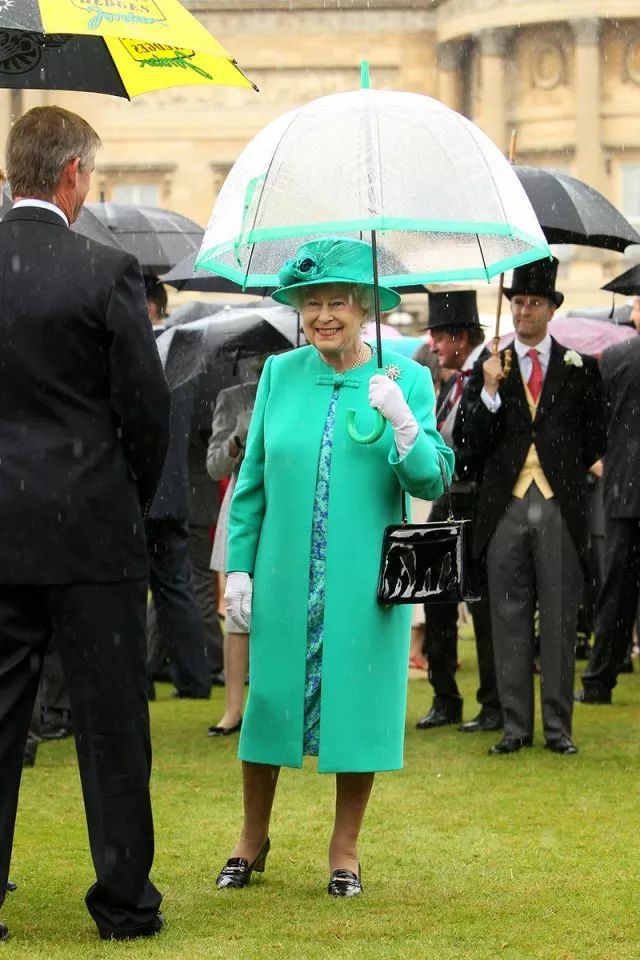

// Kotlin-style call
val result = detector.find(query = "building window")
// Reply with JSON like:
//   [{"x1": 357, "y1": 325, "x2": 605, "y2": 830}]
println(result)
[
  {"x1": 622, "y1": 163, "x2": 640, "y2": 228},
  {"x1": 111, "y1": 183, "x2": 160, "y2": 206}
]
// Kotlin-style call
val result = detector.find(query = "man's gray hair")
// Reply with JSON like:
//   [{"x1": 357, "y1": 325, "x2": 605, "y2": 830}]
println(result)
[{"x1": 6, "y1": 106, "x2": 101, "y2": 199}]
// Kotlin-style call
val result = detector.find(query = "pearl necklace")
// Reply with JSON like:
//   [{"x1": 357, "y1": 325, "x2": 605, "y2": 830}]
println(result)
[{"x1": 317, "y1": 340, "x2": 372, "y2": 372}]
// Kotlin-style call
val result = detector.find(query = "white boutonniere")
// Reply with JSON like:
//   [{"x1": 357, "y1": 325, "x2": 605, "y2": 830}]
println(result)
[
  {"x1": 564, "y1": 349, "x2": 583, "y2": 368},
  {"x1": 385, "y1": 363, "x2": 401, "y2": 382}
]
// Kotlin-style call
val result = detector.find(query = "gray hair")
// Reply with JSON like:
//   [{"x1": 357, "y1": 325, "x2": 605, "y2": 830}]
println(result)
[
  {"x1": 7, "y1": 106, "x2": 101, "y2": 199},
  {"x1": 288, "y1": 283, "x2": 374, "y2": 318}
]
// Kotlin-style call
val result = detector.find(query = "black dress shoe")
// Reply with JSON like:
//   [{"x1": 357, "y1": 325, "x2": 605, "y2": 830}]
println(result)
[
  {"x1": 489, "y1": 735, "x2": 533, "y2": 755},
  {"x1": 459, "y1": 711, "x2": 503, "y2": 733},
  {"x1": 574, "y1": 688, "x2": 612, "y2": 705},
  {"x1": 208, "y1": 719, "x2": 242, "y2": 737},
  {"x1": 6, "y1": 881, "x2": 16, "y2": 892},
  {"x1": 216, "y1": 837, "x2": 270, "y2": 889},
  {"x1": 621, "y1": 659, "x2": 634, "y2": 674},
  {"x1": 100, "y1": 912, "x2": 165, "y2": 941},
  {"x1": 40, "y1": 721, "x2": 73, "y2": 741},
  {"x1": 0, "y1": 921, "x2": 8, "y2": 942},
  {"x1": 545, "y1": 736, "x2": 578, "y2": 755},
  {"x1": 416, "y1": 703, "x2": 462, "y2": 729},
  {"x1": 210, "y1": 670, "x2": 226, "y2": 687},
  {"x1": 328, "y1": 866, "x2": 362, "y2": 898}
]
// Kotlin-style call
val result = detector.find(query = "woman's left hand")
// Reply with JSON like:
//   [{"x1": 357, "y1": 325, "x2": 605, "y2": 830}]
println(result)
[{"x1": 368, "y1": 375, "x2": 412, "y2": 427}]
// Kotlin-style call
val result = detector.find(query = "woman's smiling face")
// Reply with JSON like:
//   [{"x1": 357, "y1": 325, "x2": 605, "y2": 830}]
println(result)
[{"x1": 300, "y1": 283, "x2": 367, "y2": 357}]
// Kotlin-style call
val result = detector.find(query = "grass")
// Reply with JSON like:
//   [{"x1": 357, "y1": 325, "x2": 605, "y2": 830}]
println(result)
[{"x1": 7, "y1": 638, "x2": 640, "y2": 959}]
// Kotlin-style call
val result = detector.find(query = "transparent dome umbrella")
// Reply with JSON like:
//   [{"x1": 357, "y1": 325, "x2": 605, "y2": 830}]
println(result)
[{"x1": 196, "y1": 66, "x2": 550, "y2": 443}]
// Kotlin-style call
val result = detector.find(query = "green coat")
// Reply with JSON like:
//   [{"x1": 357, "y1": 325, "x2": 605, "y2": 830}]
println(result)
[{"x1": 227, "y1": 345, "x2": 454, "y2": 773}]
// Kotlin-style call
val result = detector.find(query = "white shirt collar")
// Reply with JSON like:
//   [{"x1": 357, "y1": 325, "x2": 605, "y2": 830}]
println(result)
[
  {"x1": 12, "y1": 199, "x2": 69, "y2": 227},
  {"x1": 462, "y1": 342, "x2": 485, "y2": 372},
  {"x1": 514, "y1": 333, "x2": 552, "y2": 360}
]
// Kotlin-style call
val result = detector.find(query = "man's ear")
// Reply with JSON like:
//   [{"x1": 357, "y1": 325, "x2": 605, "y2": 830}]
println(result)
[{"x1": 61, "y1": 156, "x2": 81, "y2": 186}]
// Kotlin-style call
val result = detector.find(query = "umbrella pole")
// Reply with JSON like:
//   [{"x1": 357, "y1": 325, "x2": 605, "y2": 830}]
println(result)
[
  {"x1": 345, "y1": 229, "x2": 386, "y2": 444},
  {"x1": 493, "y1": 129, "x2": 518, "y2": 378}
]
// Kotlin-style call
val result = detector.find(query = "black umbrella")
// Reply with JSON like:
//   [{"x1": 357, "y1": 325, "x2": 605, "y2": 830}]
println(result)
[
  {"x1": 514, "y1": 166, "x2": 640, "y2": 252},
  {"x1": 0, "y1": 183, "x2": 125, "y2": 250},
  {"x1": 162, "y1": 250, "x2": 275, "y2": 295},
  {"x1": 87, "y1": 202, "x2": 203, "y2": 274},
  {"x1": 602, "y1": 264, "x2": 640, "y2": 297},
  {"x1": 157, "y1": 304, "x2": 301, "y2": 391}
]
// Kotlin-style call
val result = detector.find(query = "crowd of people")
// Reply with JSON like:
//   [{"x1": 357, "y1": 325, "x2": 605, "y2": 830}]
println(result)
[{"x1": 1, "y1": 103, "x2": 640, "y2": 943}]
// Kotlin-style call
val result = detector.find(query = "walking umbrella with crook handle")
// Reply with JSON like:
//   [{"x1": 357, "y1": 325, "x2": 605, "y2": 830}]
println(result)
[{"x1": 195, "y1": 62, "x2": 550, "y2": 444}]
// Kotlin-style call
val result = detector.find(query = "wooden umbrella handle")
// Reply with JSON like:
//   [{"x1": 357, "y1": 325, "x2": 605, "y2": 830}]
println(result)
[{"x1": 492, "y1": 129, "x2": 518, "y2": 380}]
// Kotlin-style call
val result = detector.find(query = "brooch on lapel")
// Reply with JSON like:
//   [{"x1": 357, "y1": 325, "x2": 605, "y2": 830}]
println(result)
[
  {"x1": 384, "y1": 364, "x2": 401, "y2": 382},
  {"x1": 563, "y1": 349, "x2": 583, "y2": 368}
]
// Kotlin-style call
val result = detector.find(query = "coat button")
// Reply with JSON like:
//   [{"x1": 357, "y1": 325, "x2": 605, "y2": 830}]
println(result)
[{"x1": 334, "y1": 373, "x2": 345, "y2": 387}]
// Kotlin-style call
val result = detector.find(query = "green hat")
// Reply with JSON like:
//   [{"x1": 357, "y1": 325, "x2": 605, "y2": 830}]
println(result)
[{"x1": 272, "y1": 237, "x2": 401, "y2": 312}]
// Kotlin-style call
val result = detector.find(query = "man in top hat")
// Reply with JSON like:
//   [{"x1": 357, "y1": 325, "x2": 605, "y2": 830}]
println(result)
[
  {"x1": 416, "y1": 291, "x2": 502, "y2": 733},
  {"x1": 455, "y1": 258, "x2": 606, "y2": 755}
]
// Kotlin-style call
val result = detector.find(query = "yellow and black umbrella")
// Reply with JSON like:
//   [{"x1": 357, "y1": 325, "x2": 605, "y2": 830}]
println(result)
[{"x1": 0, "y1": 0, "x2": 255, "y2": 97}]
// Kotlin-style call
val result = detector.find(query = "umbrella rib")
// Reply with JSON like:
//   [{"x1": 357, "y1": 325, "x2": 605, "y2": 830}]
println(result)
[{"x1": 243, "y1": 111, "x2": 301, "y2": 285}]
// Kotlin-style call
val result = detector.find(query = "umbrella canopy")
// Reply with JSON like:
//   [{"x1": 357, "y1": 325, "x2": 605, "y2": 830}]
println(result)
[
  {"x1": 0, "y1": 1, "x2": 254, "y2": 99},
  {"x1": 162, "y1": 250, "x2": 275, "y2": 295},
  {"x1": 0, "y1": 182, "x2": 125, "y2": 250},
  {"x1": 500, "y1": 315, "x2": 635, "y2": 356},
  {"x1": 88, "y1": 202, "x2": 203, "y2": 274},
  {"x1": 196, "y1": 88, "x2": 550, "y2": 289},
  {"x1": 602, "y1": 264, "x2": 640, "y2": 297},
  {"x1": 158, "y1": 304, "x2": 301, "y2": 391},
  {"x1": 514, "y1": 166, "x2": 640, "y2": 252},
  {"x1": 566, "y1": 303, "x2": 633, "y2": 326}
]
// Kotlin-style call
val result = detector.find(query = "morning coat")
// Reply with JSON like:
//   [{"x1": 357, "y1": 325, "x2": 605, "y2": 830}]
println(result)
[{"x1": 226, "y1": 345, "x2": 454, "y2": 773}]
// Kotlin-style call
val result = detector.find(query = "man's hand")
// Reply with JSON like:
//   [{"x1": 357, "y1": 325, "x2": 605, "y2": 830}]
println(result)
[
  {"x1": 589, "y1": 459, "x2": 603, "y2": 479},
  {"x1": 482, "y1": 353, "x2": 503, "y2": 397}
]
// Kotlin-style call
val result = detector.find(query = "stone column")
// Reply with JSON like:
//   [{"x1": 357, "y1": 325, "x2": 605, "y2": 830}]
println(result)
[
  {"x1": 437, "y1": 42, "x2": 464, "y2": 114},
  {"x1": 570, "y1": 17, "x2": 603, "y2": 191},
  {"x1": 473, "y1": 28, "x2": 512, "y2": 153}
]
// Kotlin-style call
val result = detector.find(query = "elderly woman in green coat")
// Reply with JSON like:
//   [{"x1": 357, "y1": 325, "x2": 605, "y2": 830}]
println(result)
[{"x1": 217, "y1": 237, "x2": 454, "y2": 897}]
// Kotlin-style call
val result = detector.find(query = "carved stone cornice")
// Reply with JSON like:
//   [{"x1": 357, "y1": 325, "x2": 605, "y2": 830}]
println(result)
[
  {"x1": 474, "y1": 27, "x2": 513, "y2": 57},
  {"x1": 569, "y1": 17, "x2": 601, "y2": 46}
]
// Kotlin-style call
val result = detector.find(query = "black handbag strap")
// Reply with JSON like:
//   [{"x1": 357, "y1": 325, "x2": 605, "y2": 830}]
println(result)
[{"x1": 401, "y1": 454, "x2": 453, "y2": 524}]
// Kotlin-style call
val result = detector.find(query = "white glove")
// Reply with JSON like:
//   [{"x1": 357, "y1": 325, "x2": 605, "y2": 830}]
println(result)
[
  {"x1": 224, "y1": 572, "x2": 253, "y2": 633},
  {"x1": 368, "y1": 375, "x2": 419, "y2": 457}
]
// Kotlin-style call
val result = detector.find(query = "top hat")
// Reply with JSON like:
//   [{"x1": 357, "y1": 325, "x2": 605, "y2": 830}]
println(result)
[
  {"x1": 271, "y1": 237, "x2": 401, "y2": 312},
  {"x1": 424, "y1": 290, "x2": 480, "y2": 331},
  {"x1": 503, "y1": 257, "x2": 564, "y2": 308}
]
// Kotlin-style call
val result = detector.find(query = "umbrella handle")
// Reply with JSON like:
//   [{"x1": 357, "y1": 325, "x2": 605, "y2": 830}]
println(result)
[{"x1": 346, "y1": 407, "x2": 386, "y2": 445}]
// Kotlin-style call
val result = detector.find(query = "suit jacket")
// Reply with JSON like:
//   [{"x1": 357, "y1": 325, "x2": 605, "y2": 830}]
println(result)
[
  {"x1": 600, "y1": 335, "x2": 640, "y2": 518},
  {"x1": 0, "y1": 206, "x2": 170, "y2": 583},
  {"x1": 454, "y1": 338, "x2": 606, "y2": 560},
  {"x1": 206, "y1": 381, "x2": 258, "y2": 482}
]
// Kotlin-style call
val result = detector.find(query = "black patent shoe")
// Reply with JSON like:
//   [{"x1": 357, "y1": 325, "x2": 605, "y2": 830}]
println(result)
[
  {"x1": 574, "y1": 688, "x2": 612, "y2": 705},
  {"x1": 6, "y1": 880, "x2": 16, "y2": 892},
  {"x1": 488, "y1": 735, "x2": 533, "y2": 755},
  {"x1": 545, "y1": 736, "x2": 578, "y2": 755},
  {"x1": 458, "y1": 711, "x2": 503, "y2": 733},
  {"x1": 0, "y1": 921, "x2": 8, "y2": 942},
  {"x1": 416, "y1": 702, "x2": 462, "y2": 729},
  {"x1": 207, "y1": 719, "x2": 242, "y2": 737},
  {"x1": 328, "y1": 866, "x2": 362, "y2": 898},
  {"x1": 216, "y1": 837, "x2": 270, "y2": 889}
]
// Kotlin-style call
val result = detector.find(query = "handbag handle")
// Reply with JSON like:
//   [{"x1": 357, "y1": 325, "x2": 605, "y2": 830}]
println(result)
[{"x1": 401, "y1": 454, "x2": 453, "y2": 524}]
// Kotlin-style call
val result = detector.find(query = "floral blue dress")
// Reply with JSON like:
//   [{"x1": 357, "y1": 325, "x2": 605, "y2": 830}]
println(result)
[{"x1": 303, "y1": 388, "x2": 339, "y2": 755}]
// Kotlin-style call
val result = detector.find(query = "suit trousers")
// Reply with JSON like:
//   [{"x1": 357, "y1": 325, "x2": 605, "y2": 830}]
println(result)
[
  {"x1": 146, "y1": 517, "x2": 211, "y2": 698},
  {"x1": 0, "y1": 581, "x2": 162, "y2": 936},
  {"x1": 423, "y1": 493, "x2": 500, "y2": 715},
  {"x1": 582, "y1": 517, "x2": 640, "y2": 693},
  {"x1": 487, "y1": 485, "x2": 582, "y2": 742},
  {"x1": 188, "y1": 524, "x2": 224, "y2": 675}
]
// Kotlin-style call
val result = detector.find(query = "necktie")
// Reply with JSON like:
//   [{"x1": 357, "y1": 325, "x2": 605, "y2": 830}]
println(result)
[
  {"x1": 450, "y1": 369, "x2": 471, "y2": 405},
  {"x1": 526, "y1": 349, "x2": 543, "y2": 402}
]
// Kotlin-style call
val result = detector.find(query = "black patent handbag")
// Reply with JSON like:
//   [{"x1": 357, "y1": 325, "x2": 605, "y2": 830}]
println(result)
[{"x1": 377, "y1": 457, "x2": 481, "y2": 606}]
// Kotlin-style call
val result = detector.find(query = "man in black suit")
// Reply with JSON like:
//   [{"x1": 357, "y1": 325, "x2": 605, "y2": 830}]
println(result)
[
  {"x1": 415, "y1": 291, "x2": 501, "y2": 734},
  {"x1": 456, "y1": 259, "x2": 605, "y2": 755},
  {"x1": 0, "y1": 106, "x2": 169, "y2": 942},
  {"x1": 576, "y1": 333, "x2": 640, "y2": 703}
]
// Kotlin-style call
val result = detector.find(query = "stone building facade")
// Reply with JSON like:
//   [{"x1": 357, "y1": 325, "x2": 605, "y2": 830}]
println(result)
[{"x1": 1, "y1": 0, "x2": 640, "y2": 312}]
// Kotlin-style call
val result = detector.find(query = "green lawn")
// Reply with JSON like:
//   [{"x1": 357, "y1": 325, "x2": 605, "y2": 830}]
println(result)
[{"x1": 7, "y1": 640, "x2": 640, "y2": 959}]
